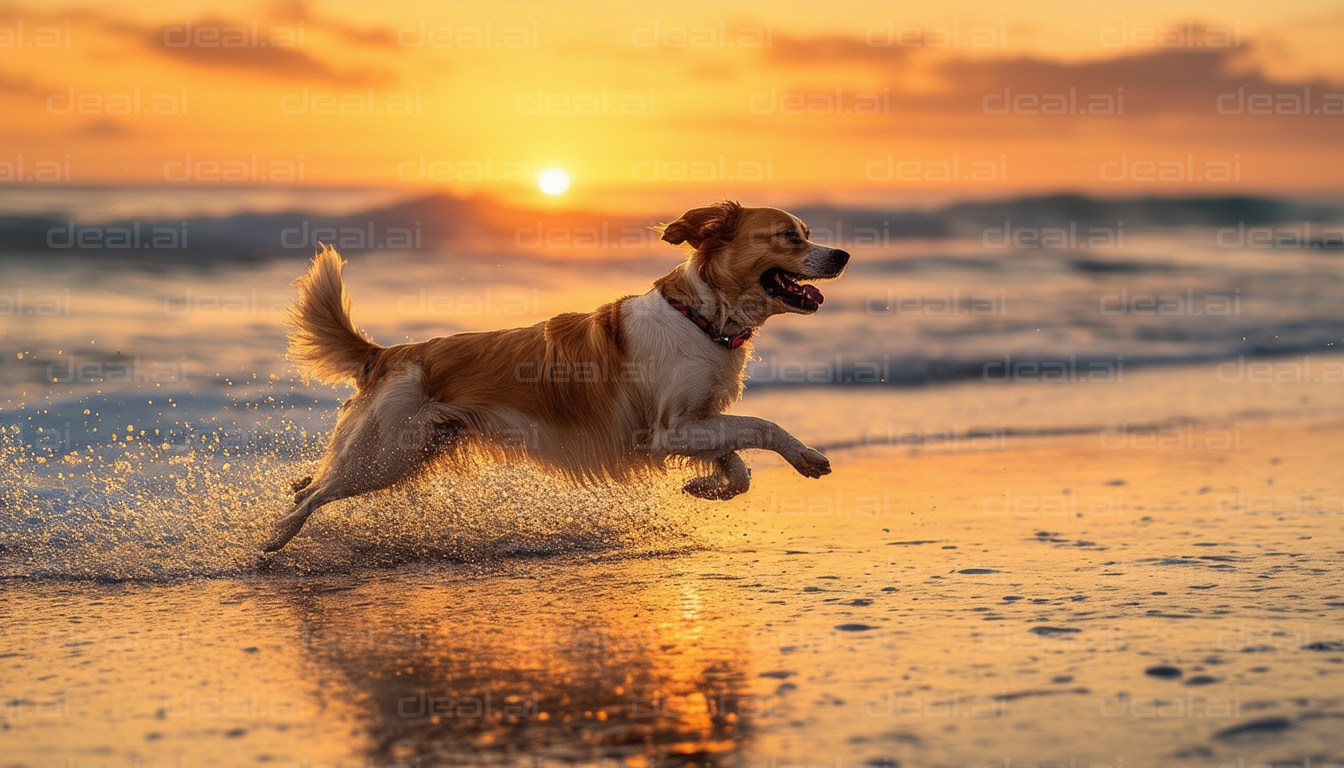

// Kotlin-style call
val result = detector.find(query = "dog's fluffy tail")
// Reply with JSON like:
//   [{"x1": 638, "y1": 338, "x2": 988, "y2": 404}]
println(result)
[{"x1": 287, "y1": 245, "x2": 379, "y2": 387}]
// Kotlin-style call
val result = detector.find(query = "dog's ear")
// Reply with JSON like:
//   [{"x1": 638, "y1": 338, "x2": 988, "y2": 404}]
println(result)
[{"x1": 661, "y1": 200, "x2": 743, "y2": 252}]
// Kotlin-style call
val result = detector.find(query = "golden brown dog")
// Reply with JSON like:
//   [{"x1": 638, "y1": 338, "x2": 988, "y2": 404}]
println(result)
[{"x1": 263, "y1": 201, "x2": 849, "y2": 552}]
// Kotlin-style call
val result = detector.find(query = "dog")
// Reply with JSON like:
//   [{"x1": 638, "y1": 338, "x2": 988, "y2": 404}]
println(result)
[{"x1": 262, "y1": 201, "x2": 849, "y2": 552}]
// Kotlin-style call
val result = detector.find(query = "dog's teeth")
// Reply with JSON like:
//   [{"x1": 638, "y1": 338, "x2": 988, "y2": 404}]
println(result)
[{"x1": 774, "y1": 272, "x2": 802, "y2": 293}]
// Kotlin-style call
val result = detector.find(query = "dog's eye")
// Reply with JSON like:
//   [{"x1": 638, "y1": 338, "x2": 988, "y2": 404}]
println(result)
[{"x1": 777, "y1": 229, "x2": 804, "y2": 244}]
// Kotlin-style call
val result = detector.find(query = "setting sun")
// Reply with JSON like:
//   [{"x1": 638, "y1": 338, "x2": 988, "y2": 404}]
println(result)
[{"x1": 538, "y1": 168, "x2": 570, "y2": 196}]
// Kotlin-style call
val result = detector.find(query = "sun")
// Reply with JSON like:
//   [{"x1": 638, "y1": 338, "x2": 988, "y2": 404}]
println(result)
[{"x1": 537, "y1": 168, "x2": 570, "y2": 195}]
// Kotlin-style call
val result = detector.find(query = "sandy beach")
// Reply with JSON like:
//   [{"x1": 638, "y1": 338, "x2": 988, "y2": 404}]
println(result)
[{"x1": 6, "y1": 417, "x2": 1343, "y2": 768}]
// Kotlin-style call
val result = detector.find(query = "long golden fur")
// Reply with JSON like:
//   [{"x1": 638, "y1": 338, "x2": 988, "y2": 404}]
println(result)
[{"x1": 263, "y1": 202, "x2": 850, "y2": 552}]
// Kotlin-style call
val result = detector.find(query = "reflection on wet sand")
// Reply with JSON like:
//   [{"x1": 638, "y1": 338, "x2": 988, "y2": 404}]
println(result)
[{"x1": 272, "y1": 563, "x2": 758, "y2": 767}]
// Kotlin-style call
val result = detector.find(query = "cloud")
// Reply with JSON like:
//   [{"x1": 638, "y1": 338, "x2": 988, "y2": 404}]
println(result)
[
  {"x1": 926, "y1": 48, "x2": 1320, "y2": 114},
  {"x1": 0, "y1": 71, "x2": 43, "y2": 96},
  {"x1": 143, "y1": 19, "x2": 393, "y2": 85},
  {"x1": 322, "y1": 19, "x2": 401, "y2": 49},
  {"x1": 746, "y1": 31, "x2": 1344, "y2": 135},
  {"x1": 75, "y1": 119, "x2": 130, "y2": 138},
  {"x1": 0, "y1": 4, "x2": 400, "y2": 84},
  {"x1": 766, "y1": 33, "x2": 914, "y2": 68},
  {"x1": 261, "y1": 0, "x2": 403, "y2": 49}
]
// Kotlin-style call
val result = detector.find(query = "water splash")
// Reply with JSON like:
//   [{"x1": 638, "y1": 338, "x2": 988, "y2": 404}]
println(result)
[{"x1": 0, "y1": 424, "x2": 703, "y2": 582}]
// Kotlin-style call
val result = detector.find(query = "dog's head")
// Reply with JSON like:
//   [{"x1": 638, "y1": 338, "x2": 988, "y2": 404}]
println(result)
[{"x1": 660, "y1": 201, "x2": 849, "y2": 324}]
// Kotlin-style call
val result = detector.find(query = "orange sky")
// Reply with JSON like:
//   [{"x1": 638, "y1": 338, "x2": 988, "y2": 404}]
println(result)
[{"x1": 2, "y1": 0, "x2": 1343, "y2": 212}]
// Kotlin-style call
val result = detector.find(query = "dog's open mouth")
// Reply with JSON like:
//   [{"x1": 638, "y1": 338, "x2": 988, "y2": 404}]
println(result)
[{"x1": 762, "y1": 267, "x2": 826, "y2": 312}]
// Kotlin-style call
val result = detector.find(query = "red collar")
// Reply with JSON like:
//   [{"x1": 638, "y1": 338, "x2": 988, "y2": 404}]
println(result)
[{"x1": 662, "y1": 294, "x2": 753, "y2": 350}]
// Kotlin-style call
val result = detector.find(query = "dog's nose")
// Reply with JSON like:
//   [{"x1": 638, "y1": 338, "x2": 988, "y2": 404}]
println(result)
[{"x1": 830, "y1": 248, "x2": 851, "y2": 271}]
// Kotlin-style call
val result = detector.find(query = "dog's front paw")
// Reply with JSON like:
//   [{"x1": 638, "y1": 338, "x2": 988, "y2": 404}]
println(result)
[
  {"x1": 683, "y1": 475, "x2": 748, "y2": 501},
  {"x1": 790, "y1": 447, "x2": 832, "y2": 479}
]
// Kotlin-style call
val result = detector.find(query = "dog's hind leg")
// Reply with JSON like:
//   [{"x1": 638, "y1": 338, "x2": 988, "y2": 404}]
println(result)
[
  {"x1": 263, "y1": 491, "x2": 334, "y2": 553},
  {"x1": 263, "y1": 469, "x2": 398, "y2": 553},
  {"x1": 261, "y1": 368, "x2": 446, "y2": 553}
]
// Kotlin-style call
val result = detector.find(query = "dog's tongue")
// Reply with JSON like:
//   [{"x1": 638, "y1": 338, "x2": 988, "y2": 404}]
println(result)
[{"x1": 803, "y1": 284, "x2": 825, "y2": 305}]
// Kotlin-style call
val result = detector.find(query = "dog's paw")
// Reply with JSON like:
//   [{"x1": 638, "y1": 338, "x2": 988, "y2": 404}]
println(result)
[
  {"x1": 683, "y1": 476, "x2": 748, "y2": 501},
  {"x1": 289, "y1": 475, "x2": 315, "y2": 504},
  {"x1": 261, "y1": 515, "x2": 308, "y2": 553},
  {"x1": 791, "y1": 447, "x2": 832, "y2": 479}
]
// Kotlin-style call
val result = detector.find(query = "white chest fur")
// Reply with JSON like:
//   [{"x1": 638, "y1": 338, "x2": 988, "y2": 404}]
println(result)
[{"x1": 621, "y1": 291, "x2": 746, "y2": 428}]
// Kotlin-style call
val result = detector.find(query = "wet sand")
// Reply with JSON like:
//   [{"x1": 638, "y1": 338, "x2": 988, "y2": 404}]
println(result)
[{"x1": 5, "y1": 421, "x2": 1344, "y2": 768}]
